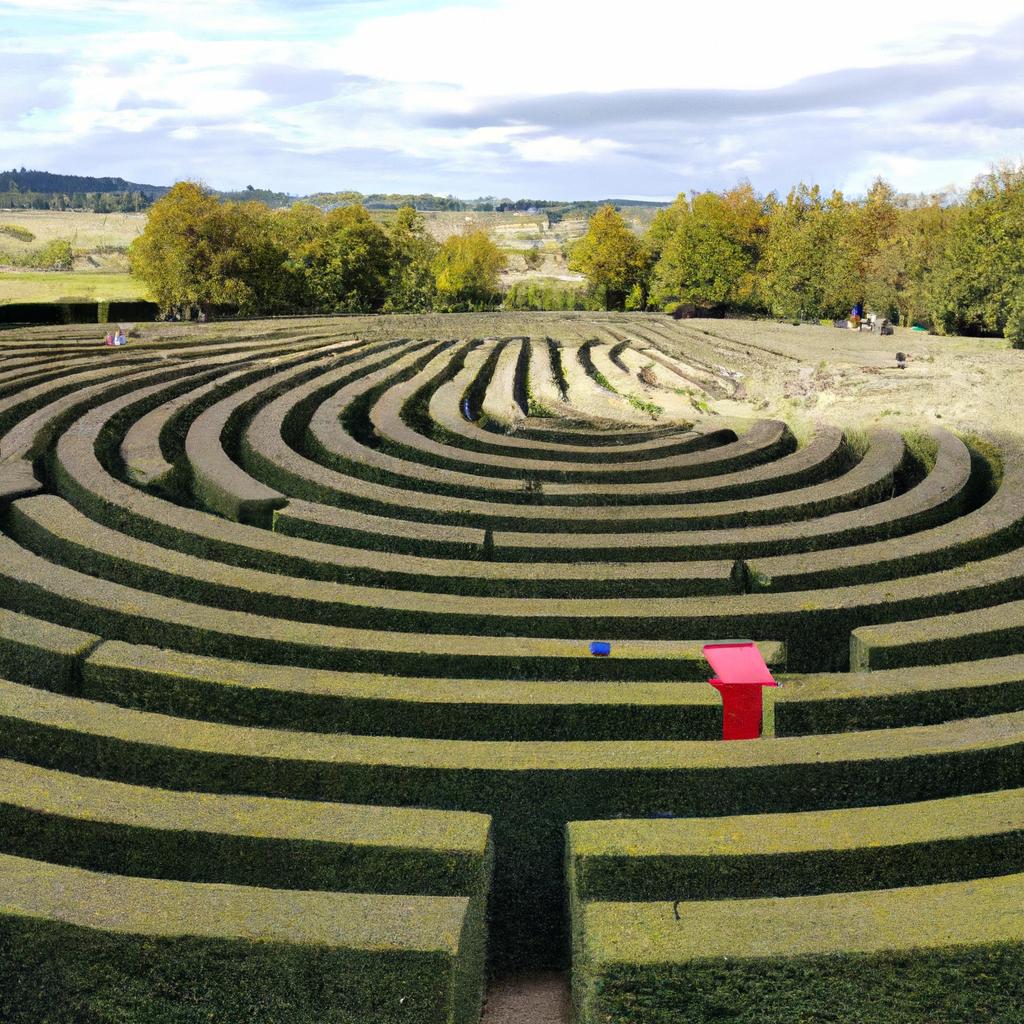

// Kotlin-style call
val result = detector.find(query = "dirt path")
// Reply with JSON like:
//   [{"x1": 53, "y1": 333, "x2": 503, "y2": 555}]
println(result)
[{"x1": 482, "y1": 971, "x2": 571, "y2": 1024}]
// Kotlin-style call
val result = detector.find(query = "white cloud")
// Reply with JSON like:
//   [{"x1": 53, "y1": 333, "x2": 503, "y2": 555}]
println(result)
[
  {"x1": 2, "y1": 0, "x2": 1023, "y2": 196},
  {"x1": 334, "y1": 0, "x2": 1024, "y2": 94},
  {"x1": 839, "y1": 155, "x2": 998, "y2": 196},
  {"x1": 510, "y1": 134, "x2": 622, "y2": 163}
]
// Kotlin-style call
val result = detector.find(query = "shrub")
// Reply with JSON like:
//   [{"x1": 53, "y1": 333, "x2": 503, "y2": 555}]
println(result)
[
  {"x1": 1006, "y1": 291, "x2": 1024, "y2": 348},
  {"x1": 0, "y1": 224, "x2": 34, "y2": 242},
  {"x1": 504, "y1": 280, "x2": 590, "y2": 311},
  {"x1": 32, "y1": 239, "x2": 73, "y2": 271}
]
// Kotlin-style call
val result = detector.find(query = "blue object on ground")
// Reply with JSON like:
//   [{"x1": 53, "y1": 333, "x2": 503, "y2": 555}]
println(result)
[{"x1": 589, "y1": 641, "x2": 611, "y2": 656}]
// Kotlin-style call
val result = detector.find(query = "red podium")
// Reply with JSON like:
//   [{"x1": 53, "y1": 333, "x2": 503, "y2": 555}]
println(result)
[{"x1": 703, "y1": 642, "x2": 779, "y2": 740}]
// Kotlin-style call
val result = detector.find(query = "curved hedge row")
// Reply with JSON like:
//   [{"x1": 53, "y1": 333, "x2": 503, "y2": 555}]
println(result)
[{"x1": 1, "y1": 319, "x2": 1023, "y2": 1020}]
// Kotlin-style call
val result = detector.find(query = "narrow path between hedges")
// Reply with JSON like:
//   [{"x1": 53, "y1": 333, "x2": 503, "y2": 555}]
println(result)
[{"x1": 482, "y1": 971, "x2": 571, "y2": 1024}]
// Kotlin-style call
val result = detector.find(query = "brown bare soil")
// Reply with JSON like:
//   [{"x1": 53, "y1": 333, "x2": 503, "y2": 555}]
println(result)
[{"x1": 482, "y1": 971, "x2": 571, "y2": 1024}]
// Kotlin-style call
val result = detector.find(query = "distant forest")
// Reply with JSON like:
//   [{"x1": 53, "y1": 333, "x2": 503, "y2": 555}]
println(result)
[
  {"x1": 0, "y1": 168, "x2": 164, "y2": 212},
  {"x1": 0, "y1": 168, "x2": 667, "y2": 221}
]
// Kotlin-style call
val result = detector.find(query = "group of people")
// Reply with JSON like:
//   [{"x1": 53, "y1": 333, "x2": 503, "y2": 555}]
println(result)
[{"x1": 103, "y1": 329, "x2": 128, "y2": 347}]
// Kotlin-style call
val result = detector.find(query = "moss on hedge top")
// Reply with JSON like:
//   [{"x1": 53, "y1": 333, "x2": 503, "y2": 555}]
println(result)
[
  {"x1": 0, "y1": 852, "x2": 471, "y2": 951},
  {"x1": 568, "y1": 787, "x2": 1024, "y2": 860},
  {"x1": 0, "y1": 757, "x2": 490, "y2": 852},
  {"x1": 582, "y1": 871, "x2": 1024, "y2": 963},
  {"x1": 3, "y1": 677, "x2": 1024, "y2": 773}
]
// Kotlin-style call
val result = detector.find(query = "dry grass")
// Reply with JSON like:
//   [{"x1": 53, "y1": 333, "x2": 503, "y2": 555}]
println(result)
[
  {"x1": 3, "y1": 310, "x2": 1014, "y2": 436},
  {"x1": 0, "y1": 210, "x2": 146, "y2": 251},
  {"x1": 0, "y1": 272, "x2": 150, "y2": 304}
]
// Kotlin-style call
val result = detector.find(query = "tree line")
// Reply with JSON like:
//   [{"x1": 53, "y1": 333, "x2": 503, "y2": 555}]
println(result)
[
  {"x1": 129, "y1": 171, "x2": 1024, "y2": 343},
  {"x1": 0, "y1": 169, "x2": 162, "y2": 212},
  {"x1": 128, "y1": 182, "x2": 507, "y2": 317},
  {"x1": 571, "y1": 168, "x2": 1024, "y2": 342}
]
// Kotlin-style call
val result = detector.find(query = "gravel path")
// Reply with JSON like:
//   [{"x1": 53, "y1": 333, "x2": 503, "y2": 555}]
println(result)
[{"x1": 482, "y1": 971, "x2": 571, "y2": 1024}]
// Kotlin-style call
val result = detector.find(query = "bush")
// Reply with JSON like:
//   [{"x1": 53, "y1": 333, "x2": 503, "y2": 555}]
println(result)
[
  {"x1": 32, "y1": 239, "x2": 73, "y2": 271},
  {"x1": 0, "y1": 224, "x2": 34, "y2": 243},
  {"x1": 504, "y1": 280, "x2": 589, "y2": 311},
  {"x1": 1006, "y1": 291, "x2": 1024, "y2": 348}
]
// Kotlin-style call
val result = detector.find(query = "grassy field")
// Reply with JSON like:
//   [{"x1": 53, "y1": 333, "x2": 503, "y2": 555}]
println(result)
[
  {"x1": 0, "y1": 271, "x2": 150, "y2": 303},
  {"x1": 0, "y1": 210, "x2": 146, "y2": 250},
  {"x1": 0, "y1": 210, "x2": 149, "y2": 292}
]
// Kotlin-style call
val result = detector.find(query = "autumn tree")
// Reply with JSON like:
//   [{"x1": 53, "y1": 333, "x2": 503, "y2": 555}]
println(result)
[
  {"x1": 569, "y1": 204, "x2": 648, "y2": 310},
  {"x1": 432, "y1": 229, "x2": 506, "y2": 310},
  {"x1": 862, "y1": 196, "x2": 956, "y2": 326},
  {"x1": 927, "y1": 165, "x2": 1024, "y2": 337},
  {"x1": 385, "y1": 205, "x2": 439, "y2": 312},
  {"x1": 129, "y1": 182, "x2": 286, "y2": 315},
  {"x1": 760, "y1": 184, "x2": 858, "y2": 320},
  {"x1": 294, "y1": 205, "x2": 394, "y2": 313},
  {"x1": 649, "y1": 184, "x2": 767, "y2": 311}
]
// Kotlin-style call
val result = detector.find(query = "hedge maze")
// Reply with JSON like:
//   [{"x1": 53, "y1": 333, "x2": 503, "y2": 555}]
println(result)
[{"x1": 0, "y1": 322, "x2": 1023, "y2": 1022}]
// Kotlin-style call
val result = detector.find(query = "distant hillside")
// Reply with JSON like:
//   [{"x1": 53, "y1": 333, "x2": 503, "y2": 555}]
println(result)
[
  {"x1": 1, "y1": 169, "x2": 668, "y2": 216},
  {"x1": 305, "y1": 192, "x2": 669, "y2": 217},
  {"x1": 0, "y1": 168, "x2": 167, "y2": 198}
]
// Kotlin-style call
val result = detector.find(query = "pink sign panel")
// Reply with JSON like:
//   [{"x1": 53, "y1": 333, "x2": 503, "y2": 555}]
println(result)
[{"x1": 702, "y1": 642, "x2": 778, "y2": 687}]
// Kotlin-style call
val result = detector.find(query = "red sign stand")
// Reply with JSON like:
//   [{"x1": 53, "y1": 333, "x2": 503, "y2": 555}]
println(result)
[{"x1": 703, "y1": 643, "x2": 779, "y2": 740}]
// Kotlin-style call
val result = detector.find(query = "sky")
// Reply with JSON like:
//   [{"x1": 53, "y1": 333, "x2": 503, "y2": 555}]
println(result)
[{"x1": 2, "y1": 0, "x2": 1024, "y2": 200}]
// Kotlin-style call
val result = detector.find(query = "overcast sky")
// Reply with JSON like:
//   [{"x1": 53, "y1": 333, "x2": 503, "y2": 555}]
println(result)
[{"x1": 2, "y1": 0, "x2": 1023, "y2": 199}]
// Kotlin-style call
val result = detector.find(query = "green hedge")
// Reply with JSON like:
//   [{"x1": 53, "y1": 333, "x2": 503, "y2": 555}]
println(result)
[
  {"x1": 82, "y1": 640, "x2": 726, "y2": 741},
  {"x1": 0, "y1": 608, "x2": 98, "y2": 691},
  {"x1": 2, "y1": 678, "x2": 1024, "y2": 967},
  {"x1": 41, "y1": 405, "x2": 735, "y2": 602},
  {"x1": 0, "y1": 757, "x2": 491, "y2": 898},
  {"x1": 259, "y1": 429, "x2": 908, "y2": 548},
  {"x1": 0, "y1": 461, "x2": 42, "y2": 506},
  {"x1": 5, "y1": 496, "x2": 751, "y2": 639},
  {"x1": 566, "y1": 787, "x2": 1024, "y2": 903},
  {"x1": 185, "y1": 354, "x2": 349, "y2": 524},
  {"x1": 17, "y1": 481, "x2": 1024, "y2": 671},
  {"x1": 0, "y1": 853, "x2": 482, "y2": 1024},
  {"x1": 775, "y1": 656, "x2": 1024, "y2": 734},
  {"x1": 0, "y1": 526, "x2": 789, "y2": 677},
  {"x1": 745, "y1": 433, "x2": 1023, "y2": 591},
  {"x1": 373, "y1": 343, "x2": 787, "y2": 485},
  {"x1": 851, "y1": 597, "x2": 1024, "y2": 671},
  {"x1": 574, "y1": 876, "x2": 1024, "y2": 1024},
  {"x1": 421, "y1": 349, "x2": 714, "y2": 462}
]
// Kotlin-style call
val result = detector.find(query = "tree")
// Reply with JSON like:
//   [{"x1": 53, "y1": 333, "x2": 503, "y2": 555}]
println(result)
[
  {"x1": 294, "y1": 205, "x2": 394, "y2": 314},
  {"x1": 760, "y1": 184, "x2": 858, "y2": 320},
  {"x1": 847, "y1": 179, "x2": 899, "y2": 279},
  {"x1": 568, "y1": 204, "x2": 648, "y2": 310},
  {"x1": 863, "y1": 197, "x2": 955, "y2": 326},
  {"x1": 267, "y1": 202, "x2": 327, "y2": 311},
  {"x1": 1006, "y1": 288, "x2": 1024, "y2": 348},
  {"x1": 129, "y1": 182, "x2": 287, "y2": 316},
  {"x1": 432, "y1": 229, "x2": 506, "y2": 310},
  {"x1": 385, "y1": 205, "x2": 438, "y2": 312},
  {"x1": 649, "y1": 184, "x2": 766, "y2": 310},
  {"x1": 927, "y1": 164, "x2": 1024, "y2": 337},
  {"x1": 645, "y1": 194, "x2": 689, "y2": 265}
]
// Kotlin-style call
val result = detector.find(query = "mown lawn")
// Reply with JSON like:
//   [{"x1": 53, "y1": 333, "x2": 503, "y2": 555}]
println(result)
[{"x1": 0, "y1": 271, "x2": 150, "y2": 304}]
